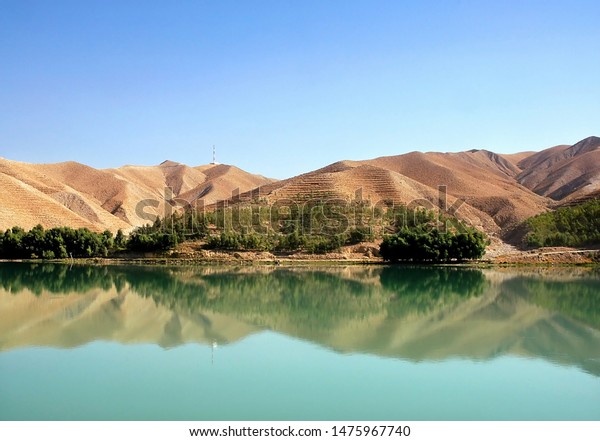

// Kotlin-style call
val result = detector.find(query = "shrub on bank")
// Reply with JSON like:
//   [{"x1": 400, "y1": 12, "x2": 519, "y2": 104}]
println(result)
[{"x1": 380, "y1": 228, "x2": 488, "y2": 262}]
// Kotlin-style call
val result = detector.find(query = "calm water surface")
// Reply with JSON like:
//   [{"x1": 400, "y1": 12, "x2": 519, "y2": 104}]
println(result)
[{"x1": 0, "y1": 263, "x2": 599, "y2": 420}]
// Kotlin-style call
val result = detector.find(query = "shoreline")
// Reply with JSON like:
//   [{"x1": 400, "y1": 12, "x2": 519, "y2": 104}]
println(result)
[{"x1": 1, "y1": 246, "x2": 599, "y2": 267}]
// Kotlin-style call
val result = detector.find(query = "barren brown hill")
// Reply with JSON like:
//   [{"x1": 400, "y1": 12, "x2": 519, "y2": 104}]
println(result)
[
  {"x1": 2, "y1": 136, "x2": 598, "y2": 237},
  {"x1": 0, "y1": 158, "x2": 131, "y2": 232},
  {"x1": 517, "y1": 136, "x2": 600, "y2": 201},
  {"x1": 237, "y1": 149, "x2": 551, "y2": 235},
  {"x1": 498, "y1": 151, "x2": 536, "y2": 167},
  {"x1": 0, "y1": 158, "x2": 273, "y2": 232},
  {"x1": 106, "y1": 162, "x2": 274, "y2": 221},
  {"x1": 249, "y1": 160, "x2": 500, "y2": 232},
  {"x1": 182, "y1": 164, "x2": 274, "y2": 205},
  {"x1": 364, "y1": 150, "x2": 550, "y2": 230}
]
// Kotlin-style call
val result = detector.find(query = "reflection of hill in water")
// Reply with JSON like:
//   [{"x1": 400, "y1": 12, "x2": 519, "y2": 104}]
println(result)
[{"x1": 0, "y1": 263, "x2": 599, "y2": 376}]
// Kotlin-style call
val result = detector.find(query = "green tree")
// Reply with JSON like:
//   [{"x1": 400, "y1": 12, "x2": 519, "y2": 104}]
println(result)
[
  {"x1": 380, "y1": 228, "x2": 487, "y2": 262},
  {"x1": 114, "y1": 229, "x2": 126, "y2": 248}
]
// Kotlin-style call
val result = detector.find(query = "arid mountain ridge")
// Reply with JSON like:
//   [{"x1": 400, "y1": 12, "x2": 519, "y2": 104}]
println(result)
[{"x1": 1, "y1": 136, "x2": 599, "y2": 237}]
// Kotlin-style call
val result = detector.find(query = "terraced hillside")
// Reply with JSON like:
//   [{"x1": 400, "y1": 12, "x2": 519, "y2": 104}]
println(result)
[{"x1": 227, "y1": 137, "x2": 598, "y2": 238}]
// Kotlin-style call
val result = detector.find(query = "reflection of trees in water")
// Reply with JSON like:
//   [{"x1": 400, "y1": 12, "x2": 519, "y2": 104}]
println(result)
[
  {"x1": 496, "y1": 271, "x2": 600, "y2": 377},
  {"x1": 123, "y1": 267, "x2": 491, "y2": 330},
  {"x1": 1, "y1": 263, "x2": 598, "y2": 332},
  {"x1": 0, "y1": 263, "x2": 124, "y2": 295},
  {"x1": 379, "y1": 266, "x2": 489, "y2": 317},
  {"x1": 0, "y1": 263, "x2": 490, "y2": 329},
  {"x1": 502, "y1": 273, "x2": 600, "y2": 330},
  {"x1": 127, "y1": 268, "x2": 387, "y2": 329},
  {"x1": 2, "y1": 262, "x2": 600, "y2": 375}
]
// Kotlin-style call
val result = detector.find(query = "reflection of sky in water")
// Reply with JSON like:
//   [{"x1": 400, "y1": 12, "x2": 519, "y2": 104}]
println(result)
[
  {"x1": 0, "y1": 264, "x2": 599, "y2": 420},
  {"x1": 1, "y1": 333, "x2": 599, "y2": 420}
]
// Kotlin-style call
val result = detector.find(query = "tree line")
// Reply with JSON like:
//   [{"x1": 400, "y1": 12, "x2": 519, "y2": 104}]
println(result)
[
  {"x1": 132, "y1": 200, "x2": 479, "y2": 257},
  {"x1": 0, "y1": 262, "x2": 489, "y2": 326},
  {"x1": 0, "y1": 199, "x2": 489, "y2": 261},
  {"x1": 0, "y1": 222, "x2": 195, "y2": 259},
  {"x1": 525, "y1": 199, "x2": 600, "y2": 247},
  {"x1": 0, "y1": 225, "x2": 126, "y2": 259}
]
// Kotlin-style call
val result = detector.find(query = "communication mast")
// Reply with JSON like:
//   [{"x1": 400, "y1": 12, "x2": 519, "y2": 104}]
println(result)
[{"x1": 211, "y1": 145, "x2": 217, "y2": 164}]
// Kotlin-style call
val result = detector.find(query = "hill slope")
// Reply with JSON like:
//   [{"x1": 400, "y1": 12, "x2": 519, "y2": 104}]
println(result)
[
  {"x1": 1, "y1": 136, "x2": 598, "y2": 237},
  {"x1": 237, "y1": 149, "x2": 550, "y2": 235},
  {"x1": 0, "y1": 158, "x2": 274, "y2": 232},
  {"x1": 517, "y1": 136, "x2": 600, "y2": 201},
  {"x1": 228, "y1": 137, "x2": 598, "y2": 237}
]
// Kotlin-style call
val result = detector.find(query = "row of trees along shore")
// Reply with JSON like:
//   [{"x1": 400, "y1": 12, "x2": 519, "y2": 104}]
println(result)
[
  {"x1": 1, "y1": 201, "x2": 489, "y2": 262},
  {"x1": 525, "y1": 199, "x2": 600, "y2": 247}
]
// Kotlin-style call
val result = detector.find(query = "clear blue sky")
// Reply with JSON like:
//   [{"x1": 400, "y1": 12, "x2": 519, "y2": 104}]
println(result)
[{"x1": 1, "y1": 0, "x2": 599, "y2": 178}]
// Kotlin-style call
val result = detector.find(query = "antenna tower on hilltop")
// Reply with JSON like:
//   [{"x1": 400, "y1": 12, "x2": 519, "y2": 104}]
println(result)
[{"x1": 211, "y1": 145, "x2": 217, "y2": 165}]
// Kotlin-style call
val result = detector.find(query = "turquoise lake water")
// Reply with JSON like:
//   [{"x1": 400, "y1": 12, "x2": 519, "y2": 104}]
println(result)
[{"x1": 0, "y1": 263, "x2": 599, "y2": 420}]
